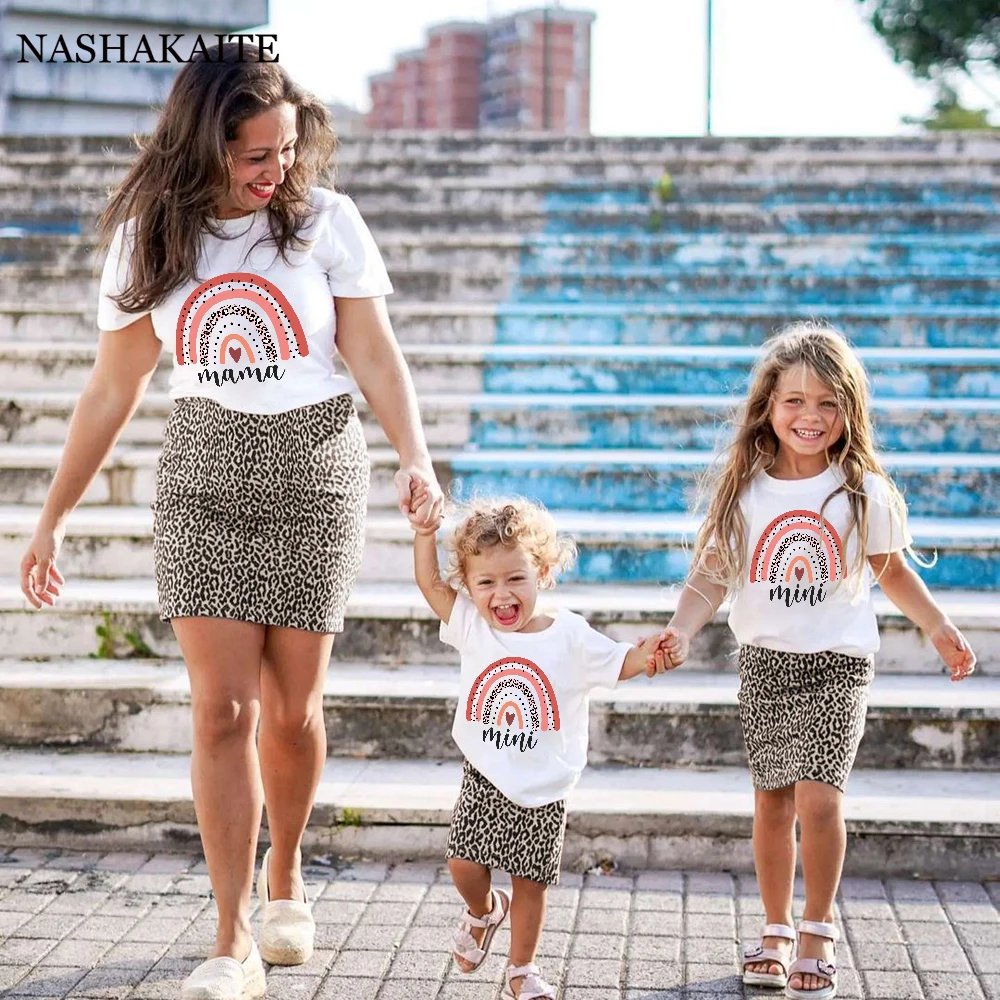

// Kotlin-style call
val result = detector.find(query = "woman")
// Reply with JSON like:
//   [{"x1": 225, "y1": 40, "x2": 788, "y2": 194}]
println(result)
[{"x1": 19, "y1": 43, "x2": 443, "y2": 1000}]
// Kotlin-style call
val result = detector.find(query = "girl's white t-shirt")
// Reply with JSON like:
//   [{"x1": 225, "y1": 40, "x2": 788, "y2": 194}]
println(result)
[
  {"x1": 727, "y1": 466, "x2": 912, "y2": 657},
  {"x1": 441, "y1": 592, "x2": 630, "y2": 808},
  {"x1": 97, "y1": 187, "x2": 393, "y2": 415}
]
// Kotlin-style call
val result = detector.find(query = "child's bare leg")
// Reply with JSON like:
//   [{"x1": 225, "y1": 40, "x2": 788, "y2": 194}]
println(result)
[
  {"x1": 508, "y1": 876, "x2": 548, "y2": 996},
  {"x1": 746, "y1": 786, "x2": 797, "y2": 976},
  {"x1": 791, "y1": 780, "x2": 845, "y2": 993},
  {"x1": 448, "y1": 857, "x2": 494, "y2": 972}
]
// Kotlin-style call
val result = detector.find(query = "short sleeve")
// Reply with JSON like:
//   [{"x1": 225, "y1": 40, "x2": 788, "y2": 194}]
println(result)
[
  {"x1": 319, "y1": 193, "x2": 393, "y2": 299},
  {"x1": 866, "y1": 473, "x2": 913, "y2": 555},
  {"x1": 440, "y1": 591, "x2": 477, "y2": 651},
  {"x1": 97, "y1": 221, "x2": 151, "y2": 332},
  {"x1": 572, "y1": 614, "x2": 631, "y2": 692}
]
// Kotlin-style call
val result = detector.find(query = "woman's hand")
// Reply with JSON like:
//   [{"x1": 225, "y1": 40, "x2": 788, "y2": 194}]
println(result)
[
  {"x1": 393, "y1": 463, "x2": 443, "y2": 529},
  {"x1": 20, "y1": 524, "x2": 66, "y2": 610}
]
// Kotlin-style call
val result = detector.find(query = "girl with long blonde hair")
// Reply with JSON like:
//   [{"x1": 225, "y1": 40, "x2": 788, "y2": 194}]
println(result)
[{"x1": 657, "y1": 323, "x2": 975, "y2": 1000}]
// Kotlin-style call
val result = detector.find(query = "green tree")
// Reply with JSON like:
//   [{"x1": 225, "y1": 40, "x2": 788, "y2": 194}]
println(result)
[
  {"x1": 904, "y1": 84, "x2": 999, "y2": 129},
  {"x1": 857, "y1": 0, "x2": 999, "y2": 77}
]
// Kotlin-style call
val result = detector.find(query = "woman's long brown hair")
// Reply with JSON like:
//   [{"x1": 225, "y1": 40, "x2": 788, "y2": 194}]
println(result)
[
  {"x1": 691, "y1": 322, "x2": 915, "y2": 591},
  {"x1": 97, "y1": 42, "x2": 337, "y2": 314}
]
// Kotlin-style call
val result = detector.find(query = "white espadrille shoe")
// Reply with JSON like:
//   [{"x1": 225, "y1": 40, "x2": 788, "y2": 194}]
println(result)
[
  {"x1": 181, "y1": 940, "x2": 266, "y2": 1000},
  {"x1": 257, "y1": 847, "x2": 315, "y2": 966}
]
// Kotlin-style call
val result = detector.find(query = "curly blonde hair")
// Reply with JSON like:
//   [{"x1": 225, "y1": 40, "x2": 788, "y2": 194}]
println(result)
[{"x1": 444, "y1": 497, "x2": 577, "y2": 590}]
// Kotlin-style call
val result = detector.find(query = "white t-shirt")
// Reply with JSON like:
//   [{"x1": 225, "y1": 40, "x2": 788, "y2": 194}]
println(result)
[
  {"x1": 728, "y1": 466, "x2": 912, "y2": 657},
  {"x1": 441, "y1": 592, "x2": 630, "y2": 808},
  {"x1": 97, "y1": 187, "x2": 393, "y2": 415}
]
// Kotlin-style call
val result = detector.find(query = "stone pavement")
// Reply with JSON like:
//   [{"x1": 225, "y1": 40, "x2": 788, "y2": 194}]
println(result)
[{"x1": 0, "y1": 848, "x2": 996, "y2": 1000}]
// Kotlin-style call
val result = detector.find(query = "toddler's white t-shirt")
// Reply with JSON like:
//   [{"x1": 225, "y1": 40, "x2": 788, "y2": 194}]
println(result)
[
  {"x1": 728, "y1": 466, "x2": 912, "y2": 657},
  {"x1": 97, "y1": 187, "x2": 393, "y2": 415},
  {"x1": 441, "y1": 592, "x2": 631, "y2": 808}
]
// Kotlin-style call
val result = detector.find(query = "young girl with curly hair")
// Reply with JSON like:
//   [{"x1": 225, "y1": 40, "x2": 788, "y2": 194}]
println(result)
[{"x1": 412, "y1": 496, "x2": 672, "y2": 999}]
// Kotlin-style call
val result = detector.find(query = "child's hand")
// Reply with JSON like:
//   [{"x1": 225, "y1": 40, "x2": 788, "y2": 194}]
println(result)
[
  {"x1": 929, "y1": 621, "x2": 976, "y2": 681},
  {"x1": 640, "y1": 626, "x2": 690, "y2": 676},
  {"x1": 408, "y1": 489, "x2": 442, "y2": 536},
  {"x1": 660, "y1": 626, "x2": 690, "y2": 669}
]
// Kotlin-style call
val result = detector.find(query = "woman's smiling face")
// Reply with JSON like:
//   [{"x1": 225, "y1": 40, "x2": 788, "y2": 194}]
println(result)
[{"x1": 217, "y1": 102, "x2": 297, "y2": 219}]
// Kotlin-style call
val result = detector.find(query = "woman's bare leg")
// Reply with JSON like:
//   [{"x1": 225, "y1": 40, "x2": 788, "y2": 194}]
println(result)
[
  {"x1": 257, "y1": 627, "x2": 334, "y2": 900},
  {"x1": 174, "y1": 616, "x2": 266, "y2": 961}
]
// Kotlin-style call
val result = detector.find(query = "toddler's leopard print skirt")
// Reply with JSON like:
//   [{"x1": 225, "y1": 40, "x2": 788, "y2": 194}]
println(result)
[
  {"x1": 153, "y1": 393, "x2": 370, "y2": 633},
  {"x1": 738, "y1": 644, "x2": 875, "y2": 792},
  {"x1": 446, "y1": 760, "x2": 567, "y2": 885}
]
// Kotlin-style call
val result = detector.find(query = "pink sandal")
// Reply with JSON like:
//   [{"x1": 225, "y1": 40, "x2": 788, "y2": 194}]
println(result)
[
  {"x1": 502, "y1": 963, "x2": 556, "y2": 999},
  {"x1": 451, "y1": 887, "x2": 510, "y2": 973},
  {"x1": 742, "y1": 921, "x2": 797, "y2": 988}
]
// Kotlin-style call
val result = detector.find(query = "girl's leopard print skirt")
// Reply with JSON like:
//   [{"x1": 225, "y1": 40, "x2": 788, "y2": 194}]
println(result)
[
  {"x1": 447, "y1": 760, "x2": 567, "y2": 885},
  {"x1": 738, "y1": 643, "x2": 875, "y2": 792},
  {"x1": 153, "y1": 393, "x2": 369, "y2": 633}
]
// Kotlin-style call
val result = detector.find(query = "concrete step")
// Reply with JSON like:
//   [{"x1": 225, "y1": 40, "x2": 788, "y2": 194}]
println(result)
[
  {"x1": 3, "y1": 300, "x2": 997, "y2": 349},
  {"x1": 23, "y1": 200, "x2": 1000, "y2": 239},
  {"x1": 4, "y1": 389, "x2": 997, "y2": 454},
  {"x1": 0, "y1": 577, "x2": 996, "y2": 673},
  {"x1": 0, "y1": 443, "x2": 408, "y2": 508},
  {"x1": 0, "y1": 261, "x2": 509, "y2": 305},
  {"x1": 2, "y1": 442, "x2": 997, "y2": 517},
  {"x1": 2, "y1": 133, "x2": 999, "y2": 183},
  {"x1": 0, "y1": 301, "x2": 497, "y2": 345},
  {"x1": 4, "y1": 342, "x2": 997, "y2": 400},
  {"x1": 1, "y1": 505, "x2": 994, "y2": 588},
  {"x1": 449, "y1": 448, "x2": 1000, "y2": 519},
  {"x1": 5, "y1": 178, "x2": 999, "y2": 219},
  {"x1": 0, "y1": 747, "x2": 996, "y2": 877},
  {"x1": 6, "y1": 239, "x2": 1000, "y2": 308},
  {"x1": 493, "y1": 301, "x2": 1000, "y2": 349},
  {"x1": 2, "y1": 659, "x2": 997, "y2": 772},
  {"x1": 11, "y1": 231, "x2": 1000, "y2": 276},
  {"x1": 512, "y1": 268, "x2": 1000, "y2": 308}
]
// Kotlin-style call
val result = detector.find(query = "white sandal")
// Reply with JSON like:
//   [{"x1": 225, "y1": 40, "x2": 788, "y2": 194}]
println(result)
[
  {"x1": 181, "y1": 940, "x2": 266, "y2": 1000},
  {"x1": 257, "y1": 847, "x2": 315, "y2": 966},
  {"x1": 785, "y1": 920, "x2": 839, "y2": 1000},
  {"x1": 451, "y1": 887, "x2": 510, "y2": 973},
  {"x1": 502, "y1": 963, "x2": 557, "y2": 999},
  {"x1": 742, "y1": 922, "x2": 797, "y2": 988}
]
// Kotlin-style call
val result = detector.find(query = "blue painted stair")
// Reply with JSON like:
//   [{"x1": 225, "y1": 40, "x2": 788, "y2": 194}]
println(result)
[{"x1": 453, "y1": 176, "x2": 1000, "y2": 589}]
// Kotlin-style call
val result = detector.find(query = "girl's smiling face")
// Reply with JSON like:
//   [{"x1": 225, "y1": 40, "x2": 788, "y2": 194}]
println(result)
[
  {"x1": 464, "y1": 544, "x2": 548, "y2": 633},
  {"x1": 216, "y1": 102, "x2": 297, "y2": 219},
  {"x1": 769, "y1": 363, "x2": 845, "y2": 476}
]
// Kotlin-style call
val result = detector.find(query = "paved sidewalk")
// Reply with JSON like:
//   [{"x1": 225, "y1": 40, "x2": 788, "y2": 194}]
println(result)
[{"x1": 0, "y1": 848, "x2": 996, "y2": 1000}]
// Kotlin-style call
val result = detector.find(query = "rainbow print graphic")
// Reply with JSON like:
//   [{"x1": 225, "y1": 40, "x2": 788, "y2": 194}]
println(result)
[
  {"x1": 466, "y1": 656, "x2": 561, "y2": 732},
  {"x1": 175, "y1": 272, "x2": 307, "y2": 368},
  {"x1": 749, "y1": 509, "x2": 845, "y2": 585}
]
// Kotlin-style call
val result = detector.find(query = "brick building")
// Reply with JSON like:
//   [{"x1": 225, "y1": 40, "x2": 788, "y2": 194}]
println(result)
[{"x1": 367, "y1": 7, "x2": 594, "y2": 133}]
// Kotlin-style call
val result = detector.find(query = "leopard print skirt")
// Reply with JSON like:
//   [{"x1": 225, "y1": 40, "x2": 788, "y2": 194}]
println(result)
[
  {"x1": 738, "y1": 643, "x2": 875, "y2": 792},
  {"x1": 153, "y1": 393, "x2": 369, "y2": 633},
  {"x1": 446, "y1": 760, "x2": 567, "y2": 885}
]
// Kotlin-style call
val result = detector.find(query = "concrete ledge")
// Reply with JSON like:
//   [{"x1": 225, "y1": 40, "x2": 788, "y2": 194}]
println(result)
[
  {"x1": 0, "y1": 749, "x2": 996, "y2": 878},
  {"x1": 0, "y1": 659, "x2": 997, "y2": 771},
  {"x1": 0, "y1": 578, "x2": 996, "y2": 673}
]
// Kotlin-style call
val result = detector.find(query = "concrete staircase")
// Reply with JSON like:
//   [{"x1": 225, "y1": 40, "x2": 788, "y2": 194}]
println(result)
[{"x1": 0, "y1": 134, "x2": 997, "y2": 877}]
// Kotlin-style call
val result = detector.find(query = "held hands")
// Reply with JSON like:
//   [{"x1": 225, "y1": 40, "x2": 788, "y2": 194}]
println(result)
[
  {"x1": 930, "y1": 621, "x2": 976, "y2": 682},
  {"x1": 635, "y1": 627, "x2": 689, "y2": 678},
  {"x1": 394, "y1": 465, "x2": 443, "y2": 535},
  {"x1": 639, "y1": 626, "x2": 691, "y2": 676}
]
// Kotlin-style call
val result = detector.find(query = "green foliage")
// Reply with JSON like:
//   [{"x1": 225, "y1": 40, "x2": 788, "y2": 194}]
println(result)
[
  {"x1": 338, "y1": 807, "x2": 363, "y2": 828},
  {"x1": 905, "y1": 84, "x2": 1000, "y2": 129},
  {"x1": 90, "y1": 611, "x2": 155, "y2": 659},
  {"x1": 858, "y1": 0, "x2": 1000, "y2": 77}
]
